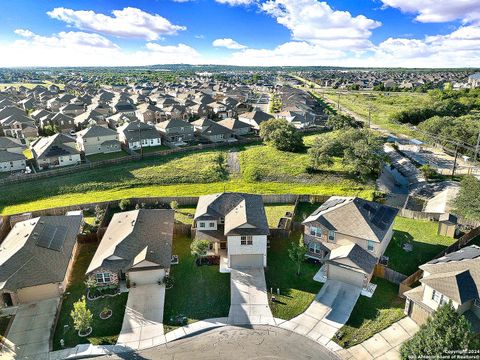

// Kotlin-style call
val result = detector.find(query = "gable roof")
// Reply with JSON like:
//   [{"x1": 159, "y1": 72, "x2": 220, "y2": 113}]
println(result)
[
  {"x1": 217, "y1": 118, "x2": 252, "y2": 130},
  {"x1": 327, "y1": 243, "x2": 377, "y2": 274},
  {"x1": 31, "y1": 133, "x2": 80, "y2": 160},
  {"x1": 0, "y1": 136, "x2": 26, "y2": 151},
  {"x1": 302, "y1": 196, "x2": 398, "y2": 243},
  {"x1": 0, "y1": 215, "x2": 82, "y2": 291},
  {"x1": 77, "y1": 125, "x2": 117, "y2": 138},
  {"x1": 86, "y1": 209, "x2": 174, "y2": 274},
  {"x1": 191, "y1": 118, "x2": 233, "y2": 136}
]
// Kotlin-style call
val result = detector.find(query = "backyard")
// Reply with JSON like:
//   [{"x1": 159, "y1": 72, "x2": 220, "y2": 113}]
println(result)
[
  {"x1": 384, "y1": 217, "x2": 456, "y2": 276},
  {"x1": 334, "y1": 278, "x2": 405, "y2": 348},
  {"x1": 265, "y1": 231, "x2": 322, "y2": 320},
  {"x1": 52, "y1": 242, "x2": 128, "y2": 350},
  {"x1": 86, "y1": 150, "x2": 130, "y2": 162},
  {"x1": 163, "y1": 234, "x2": 230, "y2": 333}
]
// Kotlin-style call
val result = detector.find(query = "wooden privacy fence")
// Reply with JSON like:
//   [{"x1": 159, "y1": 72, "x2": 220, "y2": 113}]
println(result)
[{"x1": 374, "y1": 264, "x2": 407, "y2": 285}]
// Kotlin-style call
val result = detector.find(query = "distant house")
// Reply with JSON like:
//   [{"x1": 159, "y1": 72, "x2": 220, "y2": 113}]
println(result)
[
  {"x1": 238, "y1": 110, "x2": 274, "y2": 131},
  {"x1": 0, "y1": 106, "x2": 38, "y2": 139},
  {"x1": 0, "y1": 214, "x2": 83, "y2": 308},
  {"x1": 468, "y1": 73, "x2": 480, "y2": 88},
  {"x1": 276, "y1": 110, "x2": 316, "y2": 129},
  {"x1": 191, "y1": 118, "x2": 234, "y2": 143},
  {"x1": 31, "y1": 133, "x2": 81, "y2": 169},
  {"x1": 76, "y1": 125, "x2": 121, "y2": 155},
  {"x1": 404, "y1": 245, "x2": 480, "y2": 332},
  {"x1": 302, "y1": 197, "x2": 398, "y2": 290},
  {"x1": 194, "y1": 193, "x2": 270, "y2": 269},
  {"x1": 86, "y1": 209, "x2": 173, "y2": 286},
  {"x1": 156, "y1": 118, "x2": 195, "y2": 146},
  {"x1": 117, "y1": 120, "x2": 162, "y2": 150},
  {"x1": 46, "y1": 113, "x2": 76, "y2": 133},
  {"x1": 135, "y1": 103, "x2": 165, "y2": 123},
  {"x1": 217, "y1": 118, "x2": 252, "y2": 136},
  {"x1": 60, "y1": 103, "x2": 85, "y2": 117},
  {"x1": 114, "y1": 101, "x2": 137, "y2": 118}
]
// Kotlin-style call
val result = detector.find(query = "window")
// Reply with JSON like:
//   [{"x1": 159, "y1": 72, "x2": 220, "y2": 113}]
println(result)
[
  {"x1": 219, "y1": 218, "x2": 225, "y2": 224},
  {"x1": 209, "y1": 222, "x2": 215, "y2": 228},
  {"x1": 310, "y1": 226, "x2": 322, "y2": 237},
  {"x1": 241, "y1": 235, "x2": 253, "y2": 245},
  {"x1": 367, "y1": 240, "x2": 374, "y2": 252},
  {"x1": 199, "y1": 222, "x2": 205, "y2": 228},
  {"x1": 432, "y1": 290, "x2": 442, "y2": 303},
  {"x1": 328, "y1": 230, "x2": 335, "y2": 242},
  {"x1": 308, "y1": 242, "x2": 321, "y2": 254},
  {"x1": 95, "y1": 272, "x2": 111, "y2": 284}
]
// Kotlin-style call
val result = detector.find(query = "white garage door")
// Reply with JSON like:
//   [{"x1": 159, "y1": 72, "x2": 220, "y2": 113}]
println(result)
[
  {"x1": 230, "y1": 254, "x2": 264, "y2": 268},
  {"x1": 328, "y1": 265, "x2": 364, "y2": 287}
]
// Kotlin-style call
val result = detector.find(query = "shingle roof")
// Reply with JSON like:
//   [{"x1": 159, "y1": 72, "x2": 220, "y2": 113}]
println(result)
[
  {"x1": 0, "y1": 137, "x2": 26, "y2": 151},
  {"x1": 86, "y1": 209, "x2": 174, "y2": 274},
  {"x1": 0, "y1": 150, "x2": 26, "y2": 162},
  {"x1": 31, "y1": 133, "x2": 80, "y2": 160},
  {"x1": 217, "y1": 118, "x2": 252, "y2": 130},
  {"x1": 327, "y1": 243, "x2": 377, "y2": 274},
  {"x1": 77, "y1": 125, "x2": 117, "y2": 138}
]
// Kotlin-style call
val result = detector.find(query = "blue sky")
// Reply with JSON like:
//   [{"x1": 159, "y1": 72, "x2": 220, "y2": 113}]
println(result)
[{"x1": 0, "y1": 0, "x2": 478, "y2": 67}]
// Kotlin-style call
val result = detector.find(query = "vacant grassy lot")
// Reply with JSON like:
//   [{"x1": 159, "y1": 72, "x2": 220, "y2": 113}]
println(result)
[
  {"x1": 163, "y1": 234, "x2": 230, "y2": 333},
  {"x1": 384, "y1": 217, "x2": 455, "y2": 276},
  {"x1": 266, "y1": 231, "x2": 322, "y2": 320},
  {"x1": 52, "y1": 243, "x2": 128, "y2": 350},
  {"x1": 323, "y1": 90, "x2": 429, "y2": 136},
  {"x1": 334, "y1": 278, "x2": 405, "y2": 348}
]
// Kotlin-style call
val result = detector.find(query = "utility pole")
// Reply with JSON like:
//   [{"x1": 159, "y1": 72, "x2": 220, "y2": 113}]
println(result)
[{"x1": 452, "y1": 144, "x2": 459, "y2": 179}]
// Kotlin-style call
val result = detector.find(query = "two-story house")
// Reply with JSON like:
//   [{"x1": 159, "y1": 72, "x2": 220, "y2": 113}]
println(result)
[
  {"x1": 302, "y1": 196, "x2": 398, "y2": 289},
  {"x1": 31, "y1": 133, "x2": 81, "y2": 169},
  {"x1": 193, "y1": 192, "x2": 270, "y2": 269},
  {"x1": 404, "y1": 245, "x2": 480, "y2": 331},
  {"x1": 117, "y1": 120, "x2": 162, "y2": 150},
  {"x1": 76, "y1": 125, "x2": 121, "y2": 155},
  {"x1": 155, "y1": 118, "x2": 195, "y2": 146}
]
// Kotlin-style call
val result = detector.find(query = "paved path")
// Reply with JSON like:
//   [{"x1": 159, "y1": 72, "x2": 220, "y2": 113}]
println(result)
[
  {"x1": 227, "y1": 149, "x2": 240, "y2": 176},
  {"x1": 228, "y1": 268, "x2": 274, "y2": 325},
  {"x1": 279, "y1": 280, "x2": 361, "y2": 352},
  {"x1": 116, "y1": 284, "x2": 166, "y2": 350},
  {"x1": 101, "y1": 325, "x2": 340, "y2": 360},
  {"x1": 2, "y1": 298, "x2": 59, "y2": 360},
  {"x1": 337, "y1": 317, "x2": 420, "y2": 360}
]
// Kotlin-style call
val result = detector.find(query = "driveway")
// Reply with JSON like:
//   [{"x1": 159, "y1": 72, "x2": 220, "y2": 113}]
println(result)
[
  {"x1": 280, "y1": 280, "x2": 361, "y2": 350},
  {"x1": 228, "y1": 268, "x2": 274, "y2": 325},
  {"x1": 116, "y1": 284, "x2": 165, "y2": 350},
  {"x1": 2, "y1": 298, "x2": 59, "y2": 359}
]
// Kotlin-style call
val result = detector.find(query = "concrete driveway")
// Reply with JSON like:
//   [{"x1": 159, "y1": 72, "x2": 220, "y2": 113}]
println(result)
[
  {"x1": 116, "y1": 284, "x2": 165, "y2": 350},
  {"x1": 228, "y1": 268, "x2": 274, "y2": 325},
  {"x1": 280, "y1": 280, "x2": 361, "y2": 350},
  {"x1": 2, "y1": 298, "x2": 59, "y2": 359}
]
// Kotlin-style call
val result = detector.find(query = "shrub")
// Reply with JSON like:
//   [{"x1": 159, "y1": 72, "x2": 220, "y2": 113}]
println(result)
[{"x1": 118, "y1": 199, "x2": 131, "y2": 211}]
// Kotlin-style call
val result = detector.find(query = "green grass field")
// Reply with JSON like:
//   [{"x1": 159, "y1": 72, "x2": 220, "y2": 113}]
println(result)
[
  {"x1": 52, "y1": 243, "x2": 128, "y2": 350},
  {"x1": 163, "y1": 234, "x2": 230, "y2": 333},
  {"x1": 86, "y1": 151, "x2": 130, "y2": 162},
  {"x1": 264, "y1": 203, "x2": 295, "y2": 228},
  {"x1": 266, "y1": 231, "x2": 322, "y2": 320},
  {"x1": 322, "y1": 90, "x2": 430, "y2": 136},
  {"x1": 384, "y1": 217, "x2": 456, "y2": 276},
  {"x1": 0, "y1": 141, "x2": 375, "y2": 215}
]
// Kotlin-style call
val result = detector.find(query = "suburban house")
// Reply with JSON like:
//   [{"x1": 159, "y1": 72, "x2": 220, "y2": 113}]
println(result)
[
  {"x1": 238, "y1": 110, "x2": 274, "y2": 131},
  {"x1": 117, "y1": 120, "x2": 162, "y2": 150},
  {"x1": 194, "y1": 192, "x2": 270, "y2": 269},
  {"x1": 0, "y1": 150, "x2": 27, "y2": 172},
  {"x1": 31, "y1": 133, "x2": 82, "y2": 169},
  {"x1": 76, "y1": 125, "x2": 121, "y2": 155},
  {"x1": 136, "y1": 103, "x2": 165, "y2": 123},
  {"x1": 86, "y1": 209, "x2": 174, "y2": 286},
  {"x1": 404, "y1": 245, "x2": 480, "y2": 332},
  {"x1": 217, "y1": 117, "x2": 252, "y2": 136},
  {"x1": 0, "y1": 214, "x2": 83, "y2": 308},
  {"x1": 155, "y1": 118, "x2": 195, "y2": 146},
  {"x1": 191, "y1": 118, "x2": 234, "y2": 143},
  {"x1": 60, "y1": 103, "x2": 86, "y2": 117},
  {"x1": 302, "y1": 196, "x2": 398, "y2": 289},
  {"x1": 0, "y1": 136, "x2": 26, "y2": 154}
]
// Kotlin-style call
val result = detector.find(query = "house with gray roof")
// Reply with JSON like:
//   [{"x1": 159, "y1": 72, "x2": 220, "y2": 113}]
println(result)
[
  {"x1": 117, "y1": 120, "x2": 162, "y2": 150},
  {"x1": 191, "y1": 118, "x2": 234, "y2": 143},
  {"x1": 0, "y1": 214, "x2": 83, "y2": 308},
  {"x1": 404, "y1": 245, "x2": 480, "y2": 332},
  {"x1": 76, "y1": 125, "x2": 121, "y2": 155},
  {"x1": 217, "y1": 117, "x2": 253, "y2": 136},
  {"x1": 155, "y1": 118, "x2": 195, "y2": 146},
  {"x1": 31, "y1": 133, "x2": 81, "y2": 169},
  {"x1": 302, "y1": 196, "x2": 398, "y2": 290},
  {"x1": 0, "y1": 136, "x2": 26, "y2": 154},
  {"x1": 86, "y1": 209, "x2": 173, "y2": 287},
  {"x1": 194, "y1": 193, "x2": 270, "y2": 269},
  {"x1": 0, "y1": 150, "x2": 26, "y2": 172},
  {"x1": 238, "y1": 110, "x2": 274, "y2": 131}
]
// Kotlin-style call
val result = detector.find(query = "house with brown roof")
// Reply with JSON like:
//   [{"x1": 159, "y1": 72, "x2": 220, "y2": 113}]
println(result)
[
  {"x1": 404, "y1": 245, "x2": 480, "y2": 332},
  {"x1": 86, "y1": 209, "x2": 173, "y2": 287},
  {"x1": 302, "y1": 196, "x2": 398, "y2": 290}
]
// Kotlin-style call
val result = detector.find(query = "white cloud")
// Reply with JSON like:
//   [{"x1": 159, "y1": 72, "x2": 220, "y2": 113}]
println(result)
[
  {"x1": 212, "y1": 38, "x2": 247, "y2": 49},
  {"x1": 380, "y1": 1, "x2": 480, "y2": 23},
  {"x1": 261, "y1": 0, "x2": 381, "y2": 50},
  {"x1": 47, "y1": 7, "x2": 186, "y2": 41},
  {"x1": 215, "y1": 0, "x2": 256, "y2": 5}
]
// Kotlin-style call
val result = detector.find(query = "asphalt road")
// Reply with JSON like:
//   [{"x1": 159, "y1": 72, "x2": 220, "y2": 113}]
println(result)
[{"x1": 98, "y1": 325, "x2": 339, "y2": 360}]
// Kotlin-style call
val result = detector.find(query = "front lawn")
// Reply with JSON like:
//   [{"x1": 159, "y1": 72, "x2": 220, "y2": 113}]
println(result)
[
  {"x1": 334, "y1": 278, "x2": 405, "y2": 348},
  {"x1": 86, "y1": 150, "x2": 129, "y2": 162},
  {"x1": 163, "y1": 234, "x2": 230, "y2": 333},
  {"x1": 264, "y1": 203, "x2": 295, "y2": 228},
  {"x1": 265, "y1": 231, "x2": 322, "y2": 320},
  {"x1": 52, "y1": 243, "x2": 128, "y2": 350},
  {"x1": 384, "y1": 217, "x2": 456, "y2": 276}
]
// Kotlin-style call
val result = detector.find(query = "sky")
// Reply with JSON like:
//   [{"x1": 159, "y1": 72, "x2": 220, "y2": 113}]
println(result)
[{"x1": 0, "y1": 0, "x2": 479, "y2": 68}]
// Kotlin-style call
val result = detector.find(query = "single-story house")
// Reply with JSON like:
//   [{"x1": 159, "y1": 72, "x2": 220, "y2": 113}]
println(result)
[
  {"x1": 191, "y1": 118, "x2": 234, "y2": 143},
  {"x1": 217, "y1": 118, "x2": 253, "y2": 136},
  {"x1": 238, "y1": 110, "x2": 274, "y2": 131},
  {"x1": 31, "y1": 133, "x2": 82, "y2": 169}
]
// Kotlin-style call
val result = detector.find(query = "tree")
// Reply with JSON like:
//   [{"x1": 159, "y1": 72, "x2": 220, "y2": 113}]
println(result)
[
  {"x1": 420, "y1": 164, "x2": 436, "y2": 180},
  {"x1": 70, "y1": 296, "x2": 93, "y2": 333},
  {"x1": 170, "y1": 200, "x2": 179, "y2": 211},
  {"x1": 453, "y1": 175, "x2": 480, "y2": 221},
  {"x1": 190, "y1": 239, "x2": 210, "y2": 262},
  {"x1": 118, "y1": 198, "x2": 131, "y2": 211},
  {"x1": 259, "y1": 119, "x2": 304, "y2": 152},
  {"x1": 400, "y1": 303, "x2": 479, "y2": 359},
  {"x1": 326, "y1": 114, "x2": 358, "y2": 130},
  {"x1": 288, "y1": 239, "x2": 307, "y2": 276}
]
